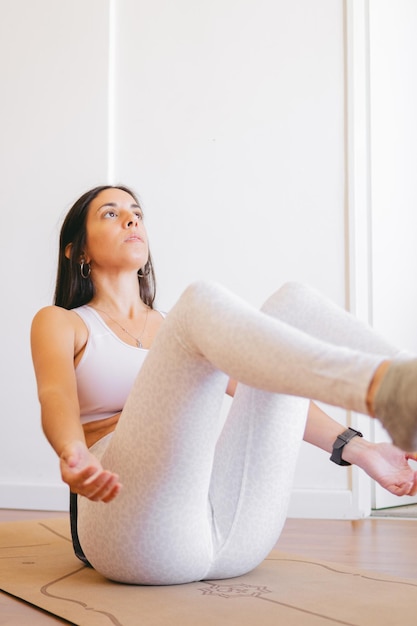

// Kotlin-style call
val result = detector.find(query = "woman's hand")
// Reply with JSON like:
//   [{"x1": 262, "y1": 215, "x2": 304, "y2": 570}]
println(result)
[
  {"x1": 60, "y1": 440, "x2": 122, "y2": 503},
  {"x1": 345, "y1": 437, "x2": 417, "y2": 497},
  {"x1": 365, "y1": 444, "x2": 417, "y2": 496}
]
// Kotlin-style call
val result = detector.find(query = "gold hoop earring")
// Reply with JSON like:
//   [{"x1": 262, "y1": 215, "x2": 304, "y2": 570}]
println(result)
[{"x1": 80, "y1": 260, "x2": 91, "y2": 279}]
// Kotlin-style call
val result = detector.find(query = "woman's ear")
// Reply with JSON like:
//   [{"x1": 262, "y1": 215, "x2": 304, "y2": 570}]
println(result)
[{"x1": 64, "y1": 243, "x2": 73, "y2": 259}]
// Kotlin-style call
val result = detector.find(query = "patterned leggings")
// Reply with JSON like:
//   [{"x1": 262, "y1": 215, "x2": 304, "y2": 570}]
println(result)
[{"x1": 77, "y1": 281, "x2": 397, "y2": 584}]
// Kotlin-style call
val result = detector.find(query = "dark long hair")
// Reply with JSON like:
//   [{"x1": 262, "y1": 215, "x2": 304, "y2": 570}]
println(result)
[{"x1": 54, "y1": 185, "x2": 156, "y2": 309}]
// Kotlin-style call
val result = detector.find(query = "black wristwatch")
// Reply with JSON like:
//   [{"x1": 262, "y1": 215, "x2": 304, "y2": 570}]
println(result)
[{"x1": 330, "y1": 427, "x2": 363, "y2": 466}]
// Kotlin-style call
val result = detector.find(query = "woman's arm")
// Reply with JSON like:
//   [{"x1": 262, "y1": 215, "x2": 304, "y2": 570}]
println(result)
[
  {"x1": 31, "y1": 306, "x2": 84, "y2": 455},
  {"x1": 31, "y1": 306, "x2": 122, "y2": 502},
  {"x1": 305, "y1": 401, "x2": 417, "y2": 497},
  {"x1": 303, "y1": 401, "x2": 356, "y2": 455}
]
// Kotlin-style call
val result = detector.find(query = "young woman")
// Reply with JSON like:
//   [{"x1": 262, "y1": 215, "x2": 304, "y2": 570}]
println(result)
[{"x1": 31, "y1": 185, "x2": 417, "y2": 585}]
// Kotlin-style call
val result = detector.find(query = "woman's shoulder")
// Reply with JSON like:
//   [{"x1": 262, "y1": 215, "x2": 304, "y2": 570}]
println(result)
[
  {"x1": 32, "y1": 305, "x2": 86, "y2": 334},
  {"x1": 31, "y1": 305, "x2": 89, "y2": 357},
  {"x1": 33, "y1": 304, "x2": 77, "y2": 321}
]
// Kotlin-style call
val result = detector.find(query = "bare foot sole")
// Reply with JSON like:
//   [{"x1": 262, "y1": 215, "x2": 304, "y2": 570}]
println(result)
[{"x1": 374, "y1": 358, "x2": 417, "y2": 451}]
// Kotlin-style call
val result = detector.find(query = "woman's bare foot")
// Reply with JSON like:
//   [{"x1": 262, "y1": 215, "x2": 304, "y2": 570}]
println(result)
[
  {"x1": 366, "y1": 361, "x2": 391, "y2": 417},
  {"x1": 368, "y1": 358, "x2": 417, "y2": 452}
]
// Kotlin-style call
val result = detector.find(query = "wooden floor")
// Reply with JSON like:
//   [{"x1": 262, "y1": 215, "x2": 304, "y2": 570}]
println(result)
[{"x1": 1, "y1": 509, "x2": 417, "y2": 624}]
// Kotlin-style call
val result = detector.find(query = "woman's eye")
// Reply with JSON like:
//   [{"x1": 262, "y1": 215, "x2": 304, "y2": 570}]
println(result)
[
  {"x1": 134, "y1": 212, "x2": 143, "y2": 220},
  {"x1": 104, "y1": 210, "x2": 117, "y2": 218}
]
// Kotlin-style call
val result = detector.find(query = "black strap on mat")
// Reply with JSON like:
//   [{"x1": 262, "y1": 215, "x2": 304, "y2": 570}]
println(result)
[{"x1": 69, "y1": 491, "x2": 92, "y2": 567}]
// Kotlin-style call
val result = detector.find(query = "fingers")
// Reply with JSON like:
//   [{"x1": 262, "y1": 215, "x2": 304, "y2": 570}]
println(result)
[
  {"x1": 394, "y1": 481, "x2": 414, "y2": 497},
  {"x1": 96, "y1": 480, "x2": 122, "y2": 503},
  {"x1": 403, "y1": 453, "x2": 417, "y2": 496},
  {"x1": 408, "y1": 473, "x2": 417, "y2": 497},
  {"x1": 82, "y1": 470, "x2": 122, "y2": 502},
  {"x1": 72, "y1": 469, "x2": 122, "y2": 502},
  {"x1": 60, "y1": 449, "x2": 122, "y2": 503}
]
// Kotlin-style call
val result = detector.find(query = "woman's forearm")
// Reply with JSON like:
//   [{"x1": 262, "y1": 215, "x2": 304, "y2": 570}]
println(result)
[
  {"x1": 303, "y1": 401, "x2": 348, "y2": 452},
  {"x1": 303, "y1": 401, "x2": 370, "y2": 464},
  {"x1": 40, "y1": 391, "x2": 86, "y2": 458}
]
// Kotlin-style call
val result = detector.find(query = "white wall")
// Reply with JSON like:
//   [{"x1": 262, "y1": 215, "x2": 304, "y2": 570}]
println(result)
[
  {"x1": 114, "y1": 0, "x2": 352, "y2": 518},
  {"x1": 114, "y1": 0, "x2": 346, "y2": 307},
  {"x1": 370, "y1": 0, "x2": 417, "y2": 351},
  {"x1": 0, "y1": 0, "x2": 371, "y2": 518},
  {"x1": 0, "y1": 0, "x2": 110, "y2": 509}
]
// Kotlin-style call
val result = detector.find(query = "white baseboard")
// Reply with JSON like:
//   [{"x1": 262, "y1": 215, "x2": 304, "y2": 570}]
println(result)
[
  {"x1": 288, "y1": 488, "x2": 369, "y2": 519},
  {"x1": 0, "y1": 484, "x2": 369, "y2": 519},
  {"x1": 0, "y1": 483, "x2": 69, "y2": 512}
]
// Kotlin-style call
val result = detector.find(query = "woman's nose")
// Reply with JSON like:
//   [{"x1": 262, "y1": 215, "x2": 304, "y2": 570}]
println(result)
[{"x1": 125, "y1": 214, "x2": 138, "y2": 228}]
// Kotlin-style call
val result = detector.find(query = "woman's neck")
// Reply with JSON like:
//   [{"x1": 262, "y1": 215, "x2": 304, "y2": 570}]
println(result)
[{"x1": 88, "y1": 273, "x2": 147, "y2": 318}]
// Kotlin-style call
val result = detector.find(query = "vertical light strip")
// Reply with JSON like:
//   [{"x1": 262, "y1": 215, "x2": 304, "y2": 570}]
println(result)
[
  {"x1": 107, "y1": 0, "x2": 116, "y2": 183},
  {"x1": 344, "y1": 0, "x2": 373, "y2": 516},
  {"x1": 343, "y1": 0, "x2": 351, "y2": 315},
  {"x1": 364, "y1": 0, "x2": 373, "y2": 328},
  {"x1": 344, "y1": 0, "x2": 372, "y2": 326}
]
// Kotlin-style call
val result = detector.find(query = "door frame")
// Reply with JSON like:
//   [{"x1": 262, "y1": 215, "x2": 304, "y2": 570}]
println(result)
[{"x1": 346, "y1": 0, "x2": 417, "y2": 512}]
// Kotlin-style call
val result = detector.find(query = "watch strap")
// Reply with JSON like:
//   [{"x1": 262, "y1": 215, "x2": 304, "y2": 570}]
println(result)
[{"x1": 330, "y1": 427, "x2": 363, "y2": 466}]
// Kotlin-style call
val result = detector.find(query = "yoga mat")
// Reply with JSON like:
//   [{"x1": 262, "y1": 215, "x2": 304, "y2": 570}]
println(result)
[{"x1": 1, "y1": 518, "x2": 416, "y2": 626}]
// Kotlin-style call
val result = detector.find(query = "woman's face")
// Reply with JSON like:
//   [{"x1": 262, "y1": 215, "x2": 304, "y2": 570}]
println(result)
[{"x1": 83, "y1": 187, "x2": 149, "y2": 274}]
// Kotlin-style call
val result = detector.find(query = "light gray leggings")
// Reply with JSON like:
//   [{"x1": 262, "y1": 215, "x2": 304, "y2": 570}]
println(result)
[{"x1": 78, "y1": 281, "x2": 398, "y2": 585}]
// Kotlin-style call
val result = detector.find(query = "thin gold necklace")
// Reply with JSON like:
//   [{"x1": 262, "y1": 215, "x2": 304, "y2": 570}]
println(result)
[{"x1": 92, "y1": 305, "x2": 150, "y2": 349}]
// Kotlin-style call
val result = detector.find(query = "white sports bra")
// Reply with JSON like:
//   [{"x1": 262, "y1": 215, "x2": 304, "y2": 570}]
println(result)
[{"x1": 73, "y1": 305, "x2": 164, "y2": 425}]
